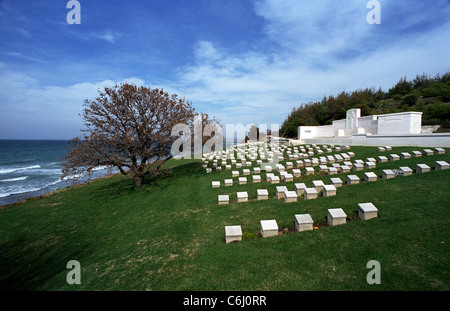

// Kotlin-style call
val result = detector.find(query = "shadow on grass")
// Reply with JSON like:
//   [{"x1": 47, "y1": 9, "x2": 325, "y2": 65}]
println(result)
[
  {"x1": 86, "y1": 161, "x2": 204, "y2": 201},
  {"x1": 0, "y1": 233, "x2": 95, "y2": 290}
]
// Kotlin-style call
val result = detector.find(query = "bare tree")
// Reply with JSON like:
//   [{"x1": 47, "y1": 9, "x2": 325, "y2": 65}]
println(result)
[{"x1": 61, "y1": 83, "x2": 197, "y2": 186}]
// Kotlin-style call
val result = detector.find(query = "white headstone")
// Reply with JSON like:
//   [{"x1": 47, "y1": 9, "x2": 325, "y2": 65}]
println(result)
[
  {"x1": 364, "y1": 172, "x2": 377, "y2": 182},
  {"x1": 330, "y1": 177, "x2": 343, "y2": 187},
  {"x1": 294, "y1": 214, "x2": 314, "y2": 232},
  {"x1": 435, "y1": 161, "x2": 449, "y2": 170},
  {"x1": 358, "y1": 203, "x2": 378, "y2": 221},
  {"x1": 416, "y1": 164, "x2": 430, "y2": 173},
  {"x1": 294, "y1": 183, "x2": 307, "y2": 196},
  {"x1": 382, "y1": 169, "x2": 395, "y2": 179},
  {"x1": 312, "y1": 180, "x2": 325, "y2": 191},
  {"x1": 218, "y1": 195, "x2": 229, "y2": 205},
  {"x1": 327, "y1": 208, "x2": 347, "y2": 226},
  {"x1": 260, "y1": 220, "x2": 279, "y2": 238},
  {"x1": 276, "y1": 186, "x2": 288, "y2": 199},
  {"x1": 238, "y1": 177, "x2": 247, "y2": 185},
  {"x1": 347, "y1": 175, "x2": 360, "y2": 185},
  {"x1": 236, "y1": 191, "x2": 248, "y2": 202},
  {"x1": 399, "y1": 166, "x2": 413, "y2": 176},
  {"x1": 323, "y1": 184, "x2": 337, "y2": 197},
  {"x1": 257, "y1": 189, "x2": 269, "y2": 200},
  {"x1": 284, "y1": 191, "x2": 298, "y2": 203},
  {"x1": 225, "y1": 225, "x2": 242, "y2": 243},
  {"x1": 304, "y1": 187, "x2": 318, "y2": 200}
]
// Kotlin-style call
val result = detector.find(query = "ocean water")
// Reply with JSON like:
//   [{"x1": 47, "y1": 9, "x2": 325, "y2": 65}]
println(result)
[
  {"x1": 0, "y1": 140, "x2": 114, "y2": 207},
  {"x1": 0, "y1": 139, "x2": 242, "y2": 207}
]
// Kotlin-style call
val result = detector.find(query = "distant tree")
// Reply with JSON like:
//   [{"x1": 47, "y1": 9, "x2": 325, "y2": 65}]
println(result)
[
  {"x1": 412, "y1": 73, "x2": 432, "y2": 90},
  {"x1": 62, "y1": 83, "x2": 198, "y2": 186},
  {"x1": 440, "y1": 71, "x2": 450, "y2": 84},
  {"x1": 389, "y1": 76, "x2": 413, "y2": 96}
]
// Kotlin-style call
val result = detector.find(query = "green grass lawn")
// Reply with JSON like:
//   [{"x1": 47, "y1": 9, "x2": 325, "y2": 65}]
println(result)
[{"x1": 0, "y1": 145, "x2": 449, "y2": 291}]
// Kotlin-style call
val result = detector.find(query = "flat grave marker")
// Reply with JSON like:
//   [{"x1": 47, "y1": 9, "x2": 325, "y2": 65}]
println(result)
[
  {"x1": 294, "y1": 214, "x2": 314, "y2": 232},
  {"x1": 327, "y1": 208, "x2": 347, "y2": 226},
  {"x1": 358, "y1": 203, "x2": 378, "y2": 221},
  {"x1": 225, "y1": 225, "x2": 242, "y2": 244},
  {"x1": 260, "y1": 220, "x2": 279, "y2": 238}
]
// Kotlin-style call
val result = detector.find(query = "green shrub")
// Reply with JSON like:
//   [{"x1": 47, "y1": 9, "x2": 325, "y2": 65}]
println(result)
[
  {"x1": 404, "y1": 93, "x2": 420, "y2": 106},
  {"x1": 242, "y1": 232, "x2": 258, "y2": 241}
]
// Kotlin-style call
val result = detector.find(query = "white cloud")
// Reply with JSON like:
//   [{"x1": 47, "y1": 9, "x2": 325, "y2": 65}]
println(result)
[
  {"x1": 1, "y1": 0, "x2": 449, "y2": 140},
  {"x1": 88, "y1": 29, "x2": 121, "y2": 43},
  {"x1": 171, "y1": 0, "x2": 450, "y2": 129},
  {"x1": 1, "y1": 51, "x2": 46, "y2": 64},
  {"x1": 194, "y1": 41, "x2": 223, "y2": 62},
  {"x1": 0, "y1": 73, "x2": 145, "y2": 139},
  {"x1": 254, "y1": 0, "x2": 369, "y2": 58}
]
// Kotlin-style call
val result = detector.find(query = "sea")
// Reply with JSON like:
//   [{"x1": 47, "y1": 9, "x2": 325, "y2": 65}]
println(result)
[
  {"x1": 0, "y1": 139, "x2": 244, "y2": 207},
  {"x1": 0, "y1": 140, "x2": 116, "y2": 207}
]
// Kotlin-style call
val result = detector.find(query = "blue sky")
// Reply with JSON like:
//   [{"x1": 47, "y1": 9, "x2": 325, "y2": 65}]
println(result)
[{"x1": 0, "y1": 0, "x2": 449, "y2": 139}]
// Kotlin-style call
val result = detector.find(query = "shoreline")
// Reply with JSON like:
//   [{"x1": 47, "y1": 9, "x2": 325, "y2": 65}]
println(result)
[{"x1": 0, "y1": 171, "x2": 122, "y2": 210}]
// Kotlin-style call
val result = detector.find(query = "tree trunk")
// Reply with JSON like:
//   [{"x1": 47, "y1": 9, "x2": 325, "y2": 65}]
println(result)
[{"x1": 134, "y1": 175, "x2": 144, "y2": 187}]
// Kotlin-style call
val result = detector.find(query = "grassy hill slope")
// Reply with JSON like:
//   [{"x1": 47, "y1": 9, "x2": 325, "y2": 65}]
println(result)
[{"x1": 0, "y1": 146, "x2": 449, "y2": 291}]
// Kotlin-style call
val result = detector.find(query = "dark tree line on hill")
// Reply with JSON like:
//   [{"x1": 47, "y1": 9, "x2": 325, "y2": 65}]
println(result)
[{"x1": 280, "y1": 72, "x2": 450, "y2": 138}]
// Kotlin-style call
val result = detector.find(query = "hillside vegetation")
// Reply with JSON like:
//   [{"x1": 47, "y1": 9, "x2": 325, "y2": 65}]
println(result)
[{"x1": 280, "y1": 72, "x2": 450, "y2": 137}]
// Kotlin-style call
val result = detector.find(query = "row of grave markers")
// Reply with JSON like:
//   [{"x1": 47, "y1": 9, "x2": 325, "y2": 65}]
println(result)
[
  {"x1": 203, "y1": 142, "x2": 351, "y2": 173},
  {"x1": 208, "y1": 146, "x2": 445, "y2": 180},
  {"x1": 214, "y1": 145, "x2": 448, "y2": 204},
  {"x1": 210, "y1": 147, "x2": 359, "y2": 187},
  {"x1": 217, "y1": 159, "x2": 449, "y2": 205},
  {"x1": 225, "y1": 202, "x2": 379, "y2": 243},
  {"x1": 217, "y1": 145, "x2": 447, "y2": 243}
]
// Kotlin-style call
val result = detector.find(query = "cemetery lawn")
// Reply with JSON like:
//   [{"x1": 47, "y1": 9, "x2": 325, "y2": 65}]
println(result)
[{"x1": 0, "y1": 146, "x2": 449, "y2": 291}]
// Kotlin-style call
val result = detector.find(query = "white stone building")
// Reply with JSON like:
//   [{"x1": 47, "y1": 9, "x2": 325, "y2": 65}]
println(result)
[
  {"x1": 297, "y1": 108, "x2": 450, "y2": 147},
  {"x1": 298, "y1": 108, "x2": 423, "y2": 139}
]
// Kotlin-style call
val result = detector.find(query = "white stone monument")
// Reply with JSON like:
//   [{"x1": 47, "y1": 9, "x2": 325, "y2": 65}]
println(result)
[
  {"x1": 358, "y1": 203, "x2": 378, "y2": 221},
  {"x1": 237, "y1": 191, "x2": 248, "y2": 203},
  {"x1": 260, "y1": 220, "x2": 279, "y2": 238},
  {"x1": 225, "y1": 225, "x2": 242, "y2": 244},
  {"x1": 257, "y1": 189, "x2": 269, "y2": 200},
  {"x1": 218, "y1": 195, "x2": 229, "y2": 205},
  {"x1": 327, "y1": 208, "x2": 347, "y2": 226},
  {"x1": 294, "y1": 214, "x2": 314, "y2": 232}
]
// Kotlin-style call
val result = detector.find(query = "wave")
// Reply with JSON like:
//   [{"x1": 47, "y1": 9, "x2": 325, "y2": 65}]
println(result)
[
  {"x1": 91, "y1": 165, "x2": 113, "y2": 171},
  {"x1": 0, "y1": 165, "x2": 41, "y2": 174},
  {"x1": 62, "y1": 173, "x2": 85, "y2": 180},
  {"x1": 46, "y1": 179, "x2": 62, "y2": 187},
  {"x1": 0, "y1": 178, "x2": 62, "y2": 198},
  {"x1": 0, "y1": 176, "x2": 28, "y2": 182},
  {"x1": 35, "y1": 168, "x2": 62, "y2": 175},
  {"x1": 0, "y1": 186, "x2": 43, "y2": 198}
]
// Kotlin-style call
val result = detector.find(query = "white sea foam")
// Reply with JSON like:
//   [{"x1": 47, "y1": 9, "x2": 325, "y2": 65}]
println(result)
[
  {"x1": 0, "y1": 165, "x2": 41, "y2": 174},
  {"x1": 0, "y1": 186, "x2": 43, "y2": 198},
  {"x1": 62, "y1": 173, "x2": 85, "y2": 180},
  {"x1": 0, "y1": 179, "x2": 62, "y2": 198},
  {"x1": 91, "y1": 165, "x2": 113, "y2": 171},
  {"x1": 36, "y1": 168, "x2": 62, "y2": 175},
  {"x1": 0, "y1": 176, "x2": 28, "y2": 182},
  {"x1": 47, "y1": 179, "x2": 62, "y2": 186}
]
